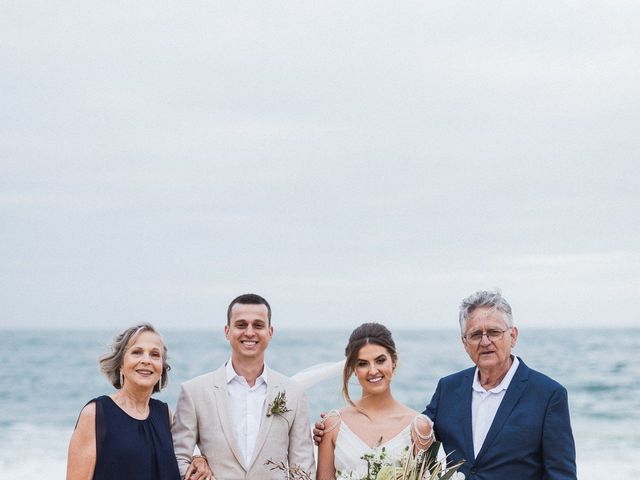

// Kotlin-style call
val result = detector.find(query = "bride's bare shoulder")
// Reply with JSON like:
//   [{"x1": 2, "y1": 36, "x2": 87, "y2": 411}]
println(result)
[
  {"x1": 391, "y1": 402, "x2": 419, "y2": 420},
  {"x1": 322, "y1": 408, "x2": 346, "y2": 434},
  {"x1": 340, "y1": 405, "x2": 359, "y2": 416},
  {"x1": 337, "y1": 406, "x2": 366, "y2": 426}
]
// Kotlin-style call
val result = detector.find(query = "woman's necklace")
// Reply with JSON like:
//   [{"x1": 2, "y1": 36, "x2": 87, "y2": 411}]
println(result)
[{"x1": 115, "y1": 390, "x2": 150, "y2": 419}]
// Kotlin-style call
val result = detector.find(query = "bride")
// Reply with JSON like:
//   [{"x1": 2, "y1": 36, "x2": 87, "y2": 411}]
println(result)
[{"x1": 315, "y1": 323, "x2": 434, "y2": 480}]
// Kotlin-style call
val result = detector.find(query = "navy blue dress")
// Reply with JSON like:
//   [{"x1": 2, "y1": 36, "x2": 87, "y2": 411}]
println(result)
[{"x1": 90, "y1": 395, "x2": 181, "y2": 480}]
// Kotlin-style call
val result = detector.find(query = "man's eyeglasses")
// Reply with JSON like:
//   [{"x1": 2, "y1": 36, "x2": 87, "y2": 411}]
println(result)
[{"x1": 463, "y1": 328, "x2": 511, "y2": 344}]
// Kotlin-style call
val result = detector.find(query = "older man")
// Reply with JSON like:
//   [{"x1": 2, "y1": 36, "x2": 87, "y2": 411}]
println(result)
[{"x1": 425, "y1": 290, "x2": 577, "y2": 479}]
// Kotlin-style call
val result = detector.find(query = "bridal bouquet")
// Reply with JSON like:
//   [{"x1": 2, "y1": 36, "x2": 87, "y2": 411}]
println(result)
[{"x1": 338, "y1": 441, "x2": 464, "y2": 480}]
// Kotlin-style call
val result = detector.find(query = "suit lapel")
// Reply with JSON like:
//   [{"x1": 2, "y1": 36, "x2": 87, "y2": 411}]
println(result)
[
  {"x1": 457, "y1": 368, "x2": 476, "y2": 462},
  {"x1": 246, "y1": 370, "x2": 277, "y2": 472},
  {"x1": 212, "y1": 367, "x2": 246, "y2": 469},
  {"x1": 475, "y1": 359, "x2": 529, "y2": 462}
]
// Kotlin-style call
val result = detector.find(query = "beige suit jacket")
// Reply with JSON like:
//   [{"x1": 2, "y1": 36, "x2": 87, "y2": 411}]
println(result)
[{"x1": 172, "y1": 364, "x2": 315, "y2": 480}]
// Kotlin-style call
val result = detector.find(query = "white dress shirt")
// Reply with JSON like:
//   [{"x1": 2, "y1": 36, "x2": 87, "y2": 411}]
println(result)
[
  {"x1": 225, "y1": 360, "x2": 269, "y2": 466},
  {"x1": 471, "y1": 355, "x2": 519, "y2": 458}
]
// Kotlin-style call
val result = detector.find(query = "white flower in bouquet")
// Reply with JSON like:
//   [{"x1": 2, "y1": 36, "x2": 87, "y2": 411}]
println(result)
[{"x1": 337, "y1": 442, "x2": 464, "y2": 480}]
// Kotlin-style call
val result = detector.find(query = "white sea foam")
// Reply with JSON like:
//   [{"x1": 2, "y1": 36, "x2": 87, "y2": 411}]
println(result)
[
  {"x1": 0, "y1": 424, "x2": 635, "y2": 480},
  {"x1": 0, "y1": 424, "x2": 68, "y2": 479},
  {"x1": 577, "y1": 451, "x2": 640, "y2": 479},
  {"x1": 0, "y1": 459, "x2": 66, "y2": 478}
]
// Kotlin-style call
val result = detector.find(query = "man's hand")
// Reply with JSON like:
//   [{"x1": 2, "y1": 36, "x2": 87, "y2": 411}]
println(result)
[
  {"x1": 313, "y1": 412, "x2": 327, "y2": 446},
  {"x1": 184, "y1": 455, "x2": 214, "y2": 480}
]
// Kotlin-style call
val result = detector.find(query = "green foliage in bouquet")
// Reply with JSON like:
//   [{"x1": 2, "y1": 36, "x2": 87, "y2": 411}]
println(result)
[
  {"x1": 338, "y1": 441, "x2": 464, "y2": 480},
  {"x1": 399, "y1": 441, "x2": 464, "y2": 480}
]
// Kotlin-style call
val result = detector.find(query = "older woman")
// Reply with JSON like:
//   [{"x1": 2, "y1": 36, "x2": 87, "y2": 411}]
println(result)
[{"x1": 66, "y1": 324, "x2": 211, "y2": 480}]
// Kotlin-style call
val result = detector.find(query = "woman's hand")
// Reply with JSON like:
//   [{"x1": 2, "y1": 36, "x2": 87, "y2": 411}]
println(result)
[{"x1": 185, "y1": 455, "x2": 214, "y2": 480}]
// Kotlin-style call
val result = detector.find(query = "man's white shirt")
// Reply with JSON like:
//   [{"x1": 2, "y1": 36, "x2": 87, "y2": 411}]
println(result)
[
  {"x1": 471, "y1": 355, "x2": 520, "y2": 458},
  {"x1": 225, "y1": 360, "x2": 268, "y2": 467}
]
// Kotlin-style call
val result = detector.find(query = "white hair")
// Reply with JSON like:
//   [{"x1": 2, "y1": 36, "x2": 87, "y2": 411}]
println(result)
[{"x1": 458, "y1": 289, "x2": 514, "y2": 334}]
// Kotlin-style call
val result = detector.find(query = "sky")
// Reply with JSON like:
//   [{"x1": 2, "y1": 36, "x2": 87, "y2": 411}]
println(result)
[{"x1": 1, "y1": 1, "x2": 639, "y2": 331}]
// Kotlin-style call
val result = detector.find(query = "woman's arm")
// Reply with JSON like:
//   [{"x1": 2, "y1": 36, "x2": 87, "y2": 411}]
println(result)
[
  {"x1": 66, "y1": 403, "x2": 97, "y2": 480},
  {"x1": 316, "y1": 414, "x2": 340, "y2": 480}
]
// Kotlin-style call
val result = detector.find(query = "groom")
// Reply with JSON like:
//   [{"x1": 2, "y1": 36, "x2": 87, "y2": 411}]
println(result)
[{"x1": 172, "y1": 293, "x2": 315, "y2": 480}]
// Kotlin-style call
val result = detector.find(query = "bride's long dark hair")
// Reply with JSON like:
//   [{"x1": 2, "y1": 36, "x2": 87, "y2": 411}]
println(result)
[{"x1": 342, "y1": 322, "x2": 398, "y2": 408}]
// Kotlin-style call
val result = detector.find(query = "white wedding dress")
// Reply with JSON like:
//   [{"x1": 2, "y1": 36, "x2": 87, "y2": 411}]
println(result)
[
  {"x1": 292, "y1": 362, "x2": 457, "y2": 479},
  {"x1": 327, "y1": 410, "x2": 428, "y2": 480}
]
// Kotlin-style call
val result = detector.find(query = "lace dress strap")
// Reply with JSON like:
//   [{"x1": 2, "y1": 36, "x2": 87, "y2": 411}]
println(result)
[{"x1": 322, "y1": 409, "x2": 342, "y2": 434}]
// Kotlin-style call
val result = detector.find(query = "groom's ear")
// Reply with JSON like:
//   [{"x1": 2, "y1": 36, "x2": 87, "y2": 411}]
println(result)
[{"x1": 224, "y1": 324, "x2": 230, "y2": 339}]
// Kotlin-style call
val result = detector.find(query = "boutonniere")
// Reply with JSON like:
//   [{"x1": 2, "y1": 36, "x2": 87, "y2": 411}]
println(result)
[{"x1": 266, "y1": 391, "x2": 291, "y2": 419}]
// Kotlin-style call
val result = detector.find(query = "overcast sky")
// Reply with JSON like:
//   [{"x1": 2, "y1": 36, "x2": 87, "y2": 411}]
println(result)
[{"x1": 1, "y1": 1, "x2": 638, "y2": 331}]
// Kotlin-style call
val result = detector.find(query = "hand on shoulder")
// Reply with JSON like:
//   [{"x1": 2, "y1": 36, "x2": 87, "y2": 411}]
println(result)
[
  {"x1": 321, "y1": 409, "x2": 342, "y2": 435},
  {"x1": 411, "y1": 414, "x2": 435, "y2": 451},
  {"x1": 313, "y1": 409, "x2": 343, "y2": 445}
]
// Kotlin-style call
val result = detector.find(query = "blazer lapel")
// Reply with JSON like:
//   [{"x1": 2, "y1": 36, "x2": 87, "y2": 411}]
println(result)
[
  {"x1": 457, "y1": 369, "x2": 476, "y2": 463},
  {"x1": 246, "y1": 371, "x2": 277, "y2": 471},
  {"x1": 475, "y1": 359, "x2": 529, "y2": 462},
  {"x1": 212, "y1": 367, "x2": 246, "y2": 469}
]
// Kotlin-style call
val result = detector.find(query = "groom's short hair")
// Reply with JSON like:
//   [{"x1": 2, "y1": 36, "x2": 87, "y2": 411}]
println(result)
[{"x1": 226, "y1": 293, "x2": 272, "y2": 325}]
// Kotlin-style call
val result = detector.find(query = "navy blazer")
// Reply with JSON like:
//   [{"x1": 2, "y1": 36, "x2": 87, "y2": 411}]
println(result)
[{"x1": 424, "y1": 358, "x2": 576, "y2": 480}]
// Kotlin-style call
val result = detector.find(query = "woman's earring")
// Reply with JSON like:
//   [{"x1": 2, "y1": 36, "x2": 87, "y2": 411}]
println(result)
[{"x1": 119, "y1": 369, "x2": 125, "y2": 387}]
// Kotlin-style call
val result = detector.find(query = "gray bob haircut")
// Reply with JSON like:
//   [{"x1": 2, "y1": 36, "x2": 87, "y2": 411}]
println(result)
[
  {"x1": 99, "y1": 323, "x2": 170, "y2": 393},
  {"x1": 458, "y1": 289, "x2": 514, "y2": 334}
]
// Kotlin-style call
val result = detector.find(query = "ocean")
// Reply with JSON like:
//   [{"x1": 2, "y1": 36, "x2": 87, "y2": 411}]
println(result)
[{"x1": 0, "y1": 328, "x2": 638, "y2": 479}]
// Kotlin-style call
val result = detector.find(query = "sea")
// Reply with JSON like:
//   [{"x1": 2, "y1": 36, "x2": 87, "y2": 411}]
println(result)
[{"x1": 0, "y1": 328, "x2": 638, "y2": 479}]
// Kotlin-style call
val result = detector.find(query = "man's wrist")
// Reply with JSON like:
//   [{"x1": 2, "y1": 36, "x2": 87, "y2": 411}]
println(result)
[{"x1": 192, "y1": 454, "x2": 207, "y2": 461}]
